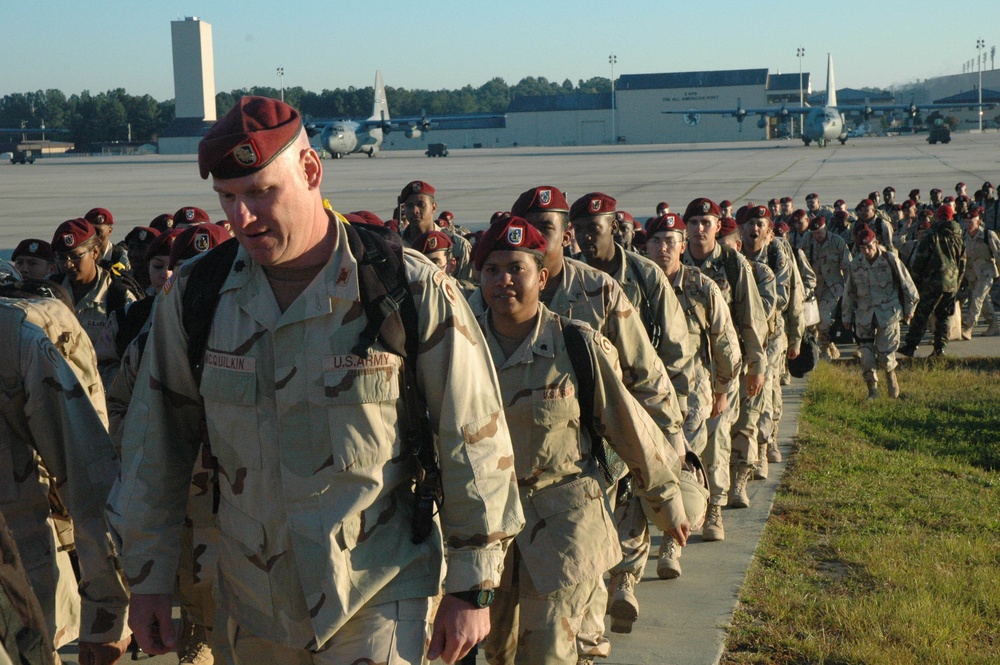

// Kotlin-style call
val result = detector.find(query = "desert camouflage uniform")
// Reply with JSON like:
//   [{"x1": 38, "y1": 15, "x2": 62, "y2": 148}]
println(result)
[
  {"x1": 480, "y1": 307, "x2": 684, "y2": 665},
  {"x1": 111, "y1": 215, "x2": 524, "y2": 659},
  {"x1": 802, "y1": 232, "x2": 851, "y2": 352},
  {"x1": 857, "y1": 215, "x2": 895, "y2": 254},
  {"x1": 0, "y1": 507, "x2": 56, "y2": 665},
  {"x1": 961, "y1": 227, "x2": 1000, "y2": 330},
  {"x1": 669, "y1": 265, "x2": 741, "y2": 498},
  {"x1": 843, "y1": 248, "x2": 919, "y2": 384},
  {"x1": 682, "y1": 243, "x2": 768, "y2": 478},
  {"x1": 469, "y1": 257, "x2": 685, "y2": 594},
  {"x1": 404, "y1": 225, "x2": 475, "y2": 283},
  {"x1": 0, "y1": 298, "x2": 128, "y2": 649}
]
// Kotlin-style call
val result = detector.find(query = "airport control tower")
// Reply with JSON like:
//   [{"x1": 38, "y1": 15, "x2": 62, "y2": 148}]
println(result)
[{"x1": 159, "y1": 16, "x2": 217, "y2": 154}]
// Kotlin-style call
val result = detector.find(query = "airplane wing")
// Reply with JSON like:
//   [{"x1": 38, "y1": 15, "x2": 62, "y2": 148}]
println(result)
[
  {"x1": 837, "y1": 101, "x2": 998, "y2": 117},
  {"x1": 362, "y1": 112, "x2": 506, "y2": 133}
]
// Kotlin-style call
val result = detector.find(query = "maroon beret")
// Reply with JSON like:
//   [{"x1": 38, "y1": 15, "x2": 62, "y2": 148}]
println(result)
[
  {"x1": 198, "y1": 96, "x2": 302, "y2": 180},
  {"x1": 386, "y1": 218, "x2": 399, "y2": 233},
  {"x1": 908, "y1": 189, "x2": 920, "y2": 198},
  {"x1": 490, "y1": 211, "x2": 511, "y2": 226},
  {"x1": 169, "y1": 223, "x2": 233, "y2": 269},
  {"x1": 615, "y1": 211, "x2": 634, "y2": 228},
  {"x1": 720, "y1": 200, "x2": 732, "y2": 208},
  {"x1": 350, "y1": 210, "x2": 385, "y2": 227},
  {"x1": 856, "y1": 225, "x2": 876, "y2": 246},
  {"x1": 901, "y1": 200, "x2": 914, "y2": 210},
  {"x1": 437, "y1": 211, "x2": 454, "y2": 225},
  {"x1": 746, "y1": 205, "x2": 773, "y2": 228},
  {"x1": 792, "y1": 209, "x2": 807, "y2": 221},
  {"x1": 936, "y1": 205, "x2": 954, "y2": 220},
  {"x1": 943, "y1": 196, "x2": 954, "y2": 204},
  {"x1": 646, "y1": 213, "x2": 684, "y2": 236},
  {"x1": 775, "y1": 221, "x2": 790, "y2": 236},
  {"x1": 12, "y1": 239, "x2": 55, "y2": 262},
  {"x1": 569, "y1": 192, "x2": 617, "y2": 220},
  {"x1": 955, "y1": 182, "x2": 966, "y2": 189},
  {"x1": 779, "y1": 196, "x2": 793, "y2": 204},
  {"x1": 966, "y1": 206, "x2": 985, "y2": 219},
  {"x1": 412, "y1": 230, "x2": 454, "y2": 254},
  {"x1": 734, "y1": 205, "x2": 750, "y2": 226},
  {"x1": 806, "y1": 193, "x2": 819, "y2": 200},
  {"x1": 174, "y1": 206, "x2": 212, "y2": 226},
  {"x1": 890, "y1": 204, "x2": 902, "y2": 213},
  {"x1": 655, "y1": 201, "x2": 670, "y2": 214},
  {"x1": 930, "y1": 188, "x2": 942, "y2": 195},
  {"x1": 719, "y1": 217, "x2": 739, "y2": 238},
  {"x1": 52, "y1": 219, "x2": 96, "y2": 251},
  {"x1": 768, "y1": 198, "x2": 779, "y2": 206},
  {"x1": 683, "y1": 198, "x2": 721, "y2": 222},
  {"x1": 216, "y1": 220, "x2": 233, "y2": 233},
  {"x1": 633, "y1": 229, "x2": 646, "y2": 246},
  {"x1": 983, "y1": 181, "x2": 993, "y2": 190},
  {"x1": 834, "y1": 199, "x2": 846, "y2": 207},
  {"x1": 123, "y1": 226, "x2": 160, "y2": 246},
  {"x1": 918, "y1": 217, "x2": 932, "y2": 229},
  {"x1": 956, "y1": 195, "x2": 970, "y2": 205},
  {"x1": 145, "y1": 229, "x2": 183, "y2": 261},
  {"x1": 149, "y1": 213, "x2": 175, "y2": 233},
  {"x1": 883, "y1": 186, "x2": 895, "y2": 194},
  {"x1": 868, "y1": 192, "x2": 880, "y2": 201},
  {"x1": 809, "y1": 216, "x2": 827, "y2": 230},
  {"x1": 84, "y1": 207, "x2": 113, "y2": 227},
  {"x1": 511, "y1": 186, "x2": 570, "y2": 217},
  {"x1": 833, "y1": 210, "x2": 850, "y2": 222},
  {"x1": 473, "y1": 216, "x2": 547, "y2": 270},
  {"x1": 400, "y1": 181, "x2": 435, "y2": 203},
  {"x1": 856, "y1": 199, "x2": 874, "y2": 210}
]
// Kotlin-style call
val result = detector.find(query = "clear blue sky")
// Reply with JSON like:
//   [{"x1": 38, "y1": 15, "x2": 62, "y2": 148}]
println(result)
[{"x1": 3, "y1": 1, "x2": 997, "y2": 100}]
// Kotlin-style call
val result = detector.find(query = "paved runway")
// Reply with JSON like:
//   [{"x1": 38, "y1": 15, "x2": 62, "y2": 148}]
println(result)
[
  {"x1": 3, "y1": 131, "x2": 1000, "y2": 253},
  {"x1": 33, "y1": 132, "x2": 1000, "y2": 664}
]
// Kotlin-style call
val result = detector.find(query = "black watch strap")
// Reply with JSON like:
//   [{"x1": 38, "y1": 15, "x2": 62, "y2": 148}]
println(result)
[{"x1": 448, "y1": 589, "x2": 495, "y2": 608}]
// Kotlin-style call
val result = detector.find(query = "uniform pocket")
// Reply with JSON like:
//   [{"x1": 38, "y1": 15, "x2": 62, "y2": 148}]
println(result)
[
  {"x1": 217, "y1": 502, "x2": 273, "y2": 617},
  {"x1": 199, "y1": 363, "x2": 260, "y2": 469},
  {"x1": 323, "y1": 361, "x2": 401, "y2": 471}
]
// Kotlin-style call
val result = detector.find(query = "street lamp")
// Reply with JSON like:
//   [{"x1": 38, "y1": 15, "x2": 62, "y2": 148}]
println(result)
[
  {"x1": 277, "y1": 67, "x2": 285, "y2": 103},
  {"x1": 796, "y1": 47, "x2": 805, "y2": 138},
  {"x1": 609, "y1": 54, "x2": 617, "y2": 144},
  {"x1": 977, "y1": 39, "x2": 984, "y2": 132}
]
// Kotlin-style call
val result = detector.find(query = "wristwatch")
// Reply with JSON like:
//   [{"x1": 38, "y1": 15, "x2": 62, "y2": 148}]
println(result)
[{"x1": 448, "y1": 589, "x2": 495, "y2": 609}]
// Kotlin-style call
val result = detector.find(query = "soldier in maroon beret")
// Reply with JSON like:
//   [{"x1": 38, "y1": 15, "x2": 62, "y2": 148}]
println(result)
[
  {"x1": 12, "y1": 238, "x2": 56, "y2": 280},
  {"x1": 149, "y1": 213, "x2": 175, "y2": 234},
  {"x1": 613, "y1": 211, "x2": 637, "y2": 251},
  {"x1": 412, "y1": 230, "x2": 456, "y2": 274},
  {"x1": 172, "y1": 206, "x2": 213, "y2": 229},
  {"x1": 121, "y1": 227, "x2": 162, "y2": 292},
  {"x1": 655, "y1": 201, "x2": 670, "y2": 216},
  {"x1": 720, "y1": 200, "x2": 733, "y2": 219},
  {"x1": 84, "y1": 207, "x2": 132, "y2": 275},
  {"x1": 398, "y1": 180, "x2": 473, "y2": 281},
  {"x1": 168, "y1": 223, "x2": 233, "y2": 270}
]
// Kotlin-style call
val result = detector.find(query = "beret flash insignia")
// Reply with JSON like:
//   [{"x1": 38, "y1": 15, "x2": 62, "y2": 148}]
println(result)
[
  {"x1": 507, "y1": 225, "x2": 524, "y2": 246},
  {"x1": 232, "y1": 142, "x2": 259, "y2": 167},
  {"x1": 591, "y1": 199, "x2": 602, "y2": 213},
  {"x1": 427, "y1": 236, "x2": 438, "y2": 250},
  {"x1": 62, "y1": 234, "x2": 74, "y2": 247},
  {"x1": 186, "y1": 209, "x2": 196, "y2": 221},
  {"x1": 539, "y1": 189, "x2": 551, "y2": 205},
  {"x1": 194, "y1": 232, "x2": 210, "y2": 252},
  {"x1": 702, "y1": 201, "x2": 711, "y2": 213},
  {"x1": 29, "y1": 242, "x2": 39, "y2": 252},
  {"x1": 412, "y1": 182, "x2": 422, "y2": 193}
]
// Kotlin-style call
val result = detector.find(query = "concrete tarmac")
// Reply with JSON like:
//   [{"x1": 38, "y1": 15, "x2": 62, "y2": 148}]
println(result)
[{"x1": 36, "y1": 132, "x2": 998, "y2": 663}]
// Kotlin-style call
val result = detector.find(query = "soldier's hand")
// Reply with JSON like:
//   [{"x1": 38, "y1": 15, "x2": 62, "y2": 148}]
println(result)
[
  {"x1": 78, "y1": 637, "x2": 131, "y2": 665},
  {"x1": 746, "y1": 373, "x2": 765, "y2": 397},
  {"x1": 669, "y1": 520, "x2": 691, "y2": 547},
  {"x1": 787, "y1": 346, "x2": 800, "y2": 360},
  {"x1": 427, "y1": 594, "x2": 490, "y2": 664},
  {"x1": 710, "y1": 392, "x2": 728, "y2": 418},
  {"x1": 128, "y1": 593, "x2": 175, "y2": 655}
]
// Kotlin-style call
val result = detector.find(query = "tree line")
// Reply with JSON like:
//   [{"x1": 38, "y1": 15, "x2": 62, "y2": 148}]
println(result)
[{"x1": 0, "y1": 76, "x2": 611, "y2": 150}]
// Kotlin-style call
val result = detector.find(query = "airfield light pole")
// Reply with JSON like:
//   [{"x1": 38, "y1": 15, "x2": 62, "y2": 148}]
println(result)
[
  {"x1": 277, "y1": 67, "x2": 285, "y2": 103},
  {"x1": 609, "y1": 53, "x2": 617, "y2": 144},
  {"x1": 797, "y1": 47, "x2": 805, "y2": 138},
  {"x1": 977, "y1": 39, "x2": 985, "y2": 132}
]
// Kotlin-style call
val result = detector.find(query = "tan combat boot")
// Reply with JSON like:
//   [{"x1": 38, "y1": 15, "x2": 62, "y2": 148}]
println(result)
[
  {"x1": 179, "y1": 624, "x2": 214, "y2": 665},
  {"x1": 754, "y1": 442, "x2": 769, "y2": 480},
  {"x1": 702, "y1": 504, "x2": 725, "y2": 542},
  {"x1": 865, "y1": 380, "x2": 878, "y2": 400},
  {"x1": 886, "y1": 369, "x2": 900, "y2": 399},
  {"x1": 961, "y1": 327, "x2": 973, "y2": 340},
  {"x1": 608, "y1": 572, "x2": 639, "y2": 633},
  {"x1": 656, "y1": 537, "x2": 682, "y2": 580},
  {"x1": 727, "y1": 464, "x2": 754, "y2": 508},
  {"x1": 985, "y1": 314, "x2": 1000, "y2": 336},
  {"x1": 767, "y1": 436, "x2": 783, "y2": 463}
]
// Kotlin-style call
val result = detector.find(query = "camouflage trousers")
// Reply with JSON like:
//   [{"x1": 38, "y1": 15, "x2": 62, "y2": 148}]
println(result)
[
  {"x1": 729, "y1": 371, "x2": 762, "y2": 469},
  {"x1": 815, "y1": 291, "x2": 840, "y2": 343},
  {"x1": 700, "y1": 376, "x2": 741, "y2": 505},
  {"x1": 963, "y1": 271, "x2": 996, "y2": 328},
  {"x1": 486, "y1": 544, "x2": 610, "y2": 665},
  {"x1": 757, "y1": 332, "x2": 787, "y2": 447},
  {"x1": 176, "y1": 461, "x2": 219, "y2": 629},
  {"x1": 608, "y1": 494, "x2": 650, "y2": 580},
  {"x1": 856, "y1": 315, "x2": 901, "y2": 379},
  {"x1": 225, "y1": 598, "x2": 431, "y2": 665},
  {"x1": 683, "y1": 367, "x2": 713, "y2": 456},
  {"x1": 905, "y1": 289, "x2": 958, "y2": 350}
]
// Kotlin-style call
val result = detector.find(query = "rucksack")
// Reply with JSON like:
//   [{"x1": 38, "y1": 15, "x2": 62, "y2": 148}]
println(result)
[
  {"x1": 106, "y1": 271, "x2": 146, "y2": 314},
  {"x1": 622, "y1": 250, "x2": 663, "y2": 349}
]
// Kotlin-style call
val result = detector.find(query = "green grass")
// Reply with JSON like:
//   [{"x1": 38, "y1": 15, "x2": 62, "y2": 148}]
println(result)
[{"x1": 723, "y1": 358, "x2": 1000, "y2": 665}]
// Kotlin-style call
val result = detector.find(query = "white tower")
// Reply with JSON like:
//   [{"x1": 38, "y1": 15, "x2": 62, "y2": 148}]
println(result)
[{"x1": 171, "y1": 17, "x2": 216, "y2": 121}]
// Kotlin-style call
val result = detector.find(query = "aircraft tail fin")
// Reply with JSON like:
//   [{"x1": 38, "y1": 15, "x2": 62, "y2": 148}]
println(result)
[
  {"x1": 825, "y1": 53, "x2": 837, "y2": 107},
  {"x1": 370, "y1": 70, "x2": 389, "y2": 122}
]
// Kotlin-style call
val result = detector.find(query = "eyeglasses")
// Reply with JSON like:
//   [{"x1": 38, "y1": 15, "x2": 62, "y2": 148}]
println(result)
[{"x1": 55, "y1": 250, "x2": 90, "y2": 264}]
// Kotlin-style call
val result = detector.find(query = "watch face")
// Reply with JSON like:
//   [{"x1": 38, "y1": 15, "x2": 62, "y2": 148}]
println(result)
[{"x1": 477, "y1": 589, "x2": 495, "y2": 608}]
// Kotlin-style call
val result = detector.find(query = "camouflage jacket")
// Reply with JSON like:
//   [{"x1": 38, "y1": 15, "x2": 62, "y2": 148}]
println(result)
[
  {"x1": 112, "y1": 216, "x2": 523, "y2": 649},
  {"x1": 909, "y1": 220, "x2": 967, "y2": 293},
  {"x1": 964, "y1": 228, "x2": 1000, "y2": 280},
  {"x1": 57, "y1": 267, "x2": 137, "y2": 350},
  {"x1": 479, "y1": 307, "x2": 683, "y2": 595},
  {"x1": 469, "y1": 257, "x2": 685, "y2": 448},
  {"x1": 582, "y1": 245, "x2": 695, "y2": 404},
  {"x1": 403, "y1": 224, "x2": 474, "y2": 282},
  {"x1": 669, "y1": 265, "x2": 742, "y2": 397},
  {"x1": 802, "y1": 232, "x2": 851, "y2": 300},
  {"x1": 0, "y1": 298, "x2": 128, "y2": 646},
  {"x1": 843, "y1": 248, "x2": 920, "y2": 327},
  {"x1": 681, "y1": 245, "x2": 768, "y2": 377}
]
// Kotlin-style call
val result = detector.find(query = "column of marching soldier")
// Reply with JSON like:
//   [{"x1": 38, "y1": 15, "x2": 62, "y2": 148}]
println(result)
[{"x1": 2, "y1": 97, "x2": 999, "y2": 665}]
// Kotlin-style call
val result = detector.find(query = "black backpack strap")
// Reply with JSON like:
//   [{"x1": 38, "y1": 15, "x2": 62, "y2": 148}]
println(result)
[
  {"x1": 561, "y1": 319, "x2": 625, "y2": 487},
  {"x1": 182, "y1": 238, "x2": 241, "y2": 380},
  {"x1": 718, "y1": 244, "x2": 742, "y2": 301},
  {"x1": 114, "y1": 297, "x2": 155, "y2": 358},
  {"x1": 622, "y1": 250, "x2": 662, "y2": 349}
]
